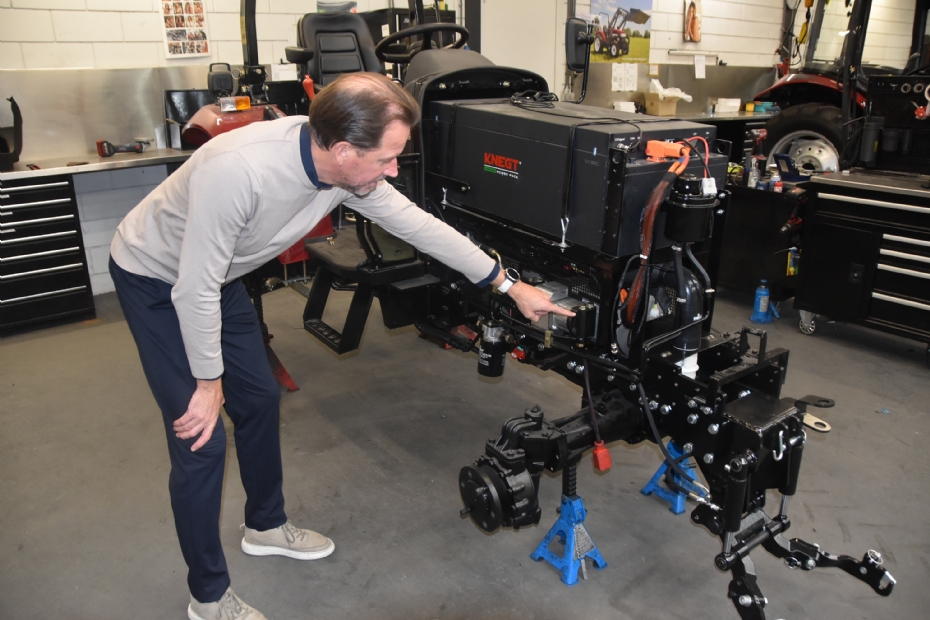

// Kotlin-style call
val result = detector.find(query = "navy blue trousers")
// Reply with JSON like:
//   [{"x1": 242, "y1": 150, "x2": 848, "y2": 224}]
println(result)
[{"x1": 110, "y1": 258, "x2": 287, "y2": 603}]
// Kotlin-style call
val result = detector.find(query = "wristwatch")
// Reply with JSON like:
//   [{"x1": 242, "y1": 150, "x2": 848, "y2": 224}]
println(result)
[{"x1": 496, "y1": 267, "x2": 520, "y2": 294}]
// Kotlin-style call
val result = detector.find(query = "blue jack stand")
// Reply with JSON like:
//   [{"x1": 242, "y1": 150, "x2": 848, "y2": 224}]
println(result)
[
  {"x1": 530, "y1": 494, "x2": 608, "y2": 586},
  {"x1": 640, "y1": 441, "x2": 705, "y2": 514}
]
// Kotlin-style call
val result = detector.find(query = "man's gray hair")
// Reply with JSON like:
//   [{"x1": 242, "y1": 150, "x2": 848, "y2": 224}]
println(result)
[{"x1": 308, "y1": 73, "x2": 420, "y2": 151}]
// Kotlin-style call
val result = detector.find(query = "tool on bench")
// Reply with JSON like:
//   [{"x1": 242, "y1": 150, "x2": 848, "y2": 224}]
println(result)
[{"x1": 95, "y1": 139, "x2": 147, "y2": 158}]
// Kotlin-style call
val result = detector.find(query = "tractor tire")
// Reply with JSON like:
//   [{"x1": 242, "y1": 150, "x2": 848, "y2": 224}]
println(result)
[
  {"x1": 620, "y1": 40, "x2": 630, "y2": 55},
  {"x1": 609, "y1": 42, "x2": 620, "y2": 58},
  {"x1": 763, "y1": 103, "x2": 844, "y2": 172},
  {"x1": 593, "y1": 37, "x2": 603, "y2": 54}
]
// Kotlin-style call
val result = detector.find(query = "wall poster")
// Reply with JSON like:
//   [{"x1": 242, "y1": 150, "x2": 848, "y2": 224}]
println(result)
[
  {"x1": 684, "y1": 0, "x2": 702, "y2": 43},
  {"x1": 162, "y1": 2, "x2": 210, "y2": 58},
  {"x1": 588, "y1": 0, "x2": 652, "y2": 63}
]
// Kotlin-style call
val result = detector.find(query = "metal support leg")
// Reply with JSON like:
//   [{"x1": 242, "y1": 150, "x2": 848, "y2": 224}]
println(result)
[
  {"x1": 530, "y1": 493, "x2": 608, "y2": 586},
  {"x1": 641, "y1": 440, "x2": 704, "y2": 514}
]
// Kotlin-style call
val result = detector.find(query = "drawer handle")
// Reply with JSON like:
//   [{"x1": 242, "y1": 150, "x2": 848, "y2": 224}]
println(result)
[
  {"x1": 0, "y1": 246, "x2": 81, "y2": 263},
  {"x1": 0, "y1": 285, "x2": 87, "y2": 306},
  {"x1": 0, "y1": 198, "x2": 72, "y2": 212},
  {"x1": 0, "y1": 181, "x2": 70, "y2": 194},
  {"x1": 879, "y1": 249, "x2": 930, "y2": 265},
  {"x1": 872, "y1": 292, "x2": 930, "y2": 312},
  {"x1": 0, "y1": 263, "x2": 84, "y2": 280},
  {"x1": 0, "y1": 231, "x2": 76, "y2": 245},
  {"x1": 819, "y1": 192, "x2": 930, "y2": 215},
  {"x1": 0, "y1": 214, "x2": 73, "y2": 228},
  {"x1": 878, "y1": 264, "x2": 930, "y2": 280},
  {"x1": 883, "y1": 234, "x2": 930, "y2": 249}
]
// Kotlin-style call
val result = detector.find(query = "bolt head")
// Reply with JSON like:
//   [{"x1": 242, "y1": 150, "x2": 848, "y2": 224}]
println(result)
[
  {"x1": 687, "y1": 413, "x2": 699, "y2": 424},
  {"x1": 701, "y1": 406, "x2": 713, "y2": 415},
  {"x1": 649, "y1": 400, "x2": 659, "y2": 410},
  {"x1": 537, "y1": 343, "x2": 546, "y2": 351},
  {"x1": 682, "y1": 442, "x2": 694, "y2": 454},
  {"x1": 703, "y1": 453, "x2": 714, "y2": 464},
  {"x1": 738, "y1": 595, "x2": 752, "y2": 607},
  {"x1": 607, "y1": 374, "x2": 615, "y2": 382},
  {"x1": 708, "y1": 424, "x2": 719, "y2": 434},
  {"x1": 660, "y1": 404, "x2": 672, "y2": 415},
  {"x1": 688, "y1": 400, "x2": 697, "y2": 408},
  {"x1": 566, "y1": 361, "x2": 577, "y2": 371},
  {"x1": 805, "y1": 559, "x2": 816, "y2": 570},
  {"x1": 629, "y1": 384, "x2": 637, "y2": 391},
  {"x1": 574, "y1": 365, "x2": 585, "y2": 375}
]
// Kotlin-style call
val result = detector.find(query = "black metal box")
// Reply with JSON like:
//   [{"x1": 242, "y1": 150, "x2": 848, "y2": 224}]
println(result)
[{"x1": 426, "y1": 100, "x2": 727, "y2": 257}]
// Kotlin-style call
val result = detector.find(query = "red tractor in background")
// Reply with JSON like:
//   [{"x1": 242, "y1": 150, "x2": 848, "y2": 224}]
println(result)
[
  {"x1": 754, "y1": 0, "x2": 930, "y2": 172},
  {"x1": 592, "y1": 7, "x2": 650, "y2": 58}
]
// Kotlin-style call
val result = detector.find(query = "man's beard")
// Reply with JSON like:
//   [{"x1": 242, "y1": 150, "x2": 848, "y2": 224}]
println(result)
[{"x1": 335, "y1": 176, "x2": 385, "y2": 198}]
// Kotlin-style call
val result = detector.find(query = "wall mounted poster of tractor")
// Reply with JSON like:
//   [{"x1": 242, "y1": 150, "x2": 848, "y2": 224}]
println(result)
[{"x1": 589, "y1": 0, "x2": 652, "y2": 63}]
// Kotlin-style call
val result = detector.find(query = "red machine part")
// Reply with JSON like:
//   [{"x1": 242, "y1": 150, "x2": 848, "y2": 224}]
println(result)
[
  {"x1": 181, "y1": 104, "x2": 284, "y2": 147},
  {"x1": 277, "y1": 217, "x2": 335, "y2": 264}
]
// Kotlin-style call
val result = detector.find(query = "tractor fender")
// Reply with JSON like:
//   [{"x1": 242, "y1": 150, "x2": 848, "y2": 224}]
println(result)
[{"x1": 753, "y1": 73, "x2": 866, "y2": 111}]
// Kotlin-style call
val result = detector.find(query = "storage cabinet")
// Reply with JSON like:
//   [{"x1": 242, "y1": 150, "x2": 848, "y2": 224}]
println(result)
[
  {"x1": 0, "y1": 175, "x2": 95, "y2": 332},
  {"x1": 795, "y1": 173, "x2": 930, "y2": 347}
]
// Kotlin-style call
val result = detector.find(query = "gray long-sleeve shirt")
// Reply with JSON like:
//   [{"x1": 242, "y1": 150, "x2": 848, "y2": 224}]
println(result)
[{"x1": 111, "y1": 115, "x2": 497, "y2": 379}]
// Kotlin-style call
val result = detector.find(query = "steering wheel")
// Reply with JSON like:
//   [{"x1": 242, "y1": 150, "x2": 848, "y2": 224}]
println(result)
[{"x1": 375, "y1": 23, "x2": 469, "y2": 65}]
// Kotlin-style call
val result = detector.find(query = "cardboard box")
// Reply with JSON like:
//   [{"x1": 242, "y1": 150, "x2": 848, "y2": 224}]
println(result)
[{"x1": 645, "y1": 92, "x2": 680, "y2": 116}]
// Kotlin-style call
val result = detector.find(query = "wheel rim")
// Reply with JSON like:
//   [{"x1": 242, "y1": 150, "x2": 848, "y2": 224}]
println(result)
[
  {"x1": 594, "y1": 38, "x2": 602, "y2": 53},
  {"x1": 768, "y1": 130, "x2": 840, "y2": 172}
]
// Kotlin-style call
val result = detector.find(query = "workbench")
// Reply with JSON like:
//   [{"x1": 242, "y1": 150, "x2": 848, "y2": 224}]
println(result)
[
  {"x1": 1, "y1": 150, "x2": 189, "y2": 333},
  {"x1": 794, "y1": 170, "x2": 930, "y2": 355}
]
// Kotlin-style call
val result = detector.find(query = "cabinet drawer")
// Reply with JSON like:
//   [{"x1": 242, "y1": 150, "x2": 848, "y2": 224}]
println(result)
[
  {"x1": 874, "y1": 265, "x2": 930, "y2": 303},
  {"x1": 0, "y1": 286, "x2": 94, "y2": 329},
  {"x1": 0, "y1": 244, "x2": 84, "y2": 267},
  {"x1": 0, "y1": 195, "x2": 73, "y2": 218},
  {"x1": 0, "y1": 266, "x2": 89, "y2": 301},
  {"x1": 0, "y1": 235, "x2": 84, "y2": 259},
  {"x1": 868, "y1": 292, "x2": 930, "y2": 334},
  {"x1": 0, "y1": 218, "x2": 79, "y2": 248},
  {"x1": 1, "y1": 255, "x2": 86, "y2": 279}
]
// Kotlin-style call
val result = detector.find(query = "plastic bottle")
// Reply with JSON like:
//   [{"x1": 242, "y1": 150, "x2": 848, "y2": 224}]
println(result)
[
  {"x1": 750, "y1": 279, "x2": 773, "y2": 323},
  {"x1": 772, "y1": 173, "x2": 783, "y2": 193}
]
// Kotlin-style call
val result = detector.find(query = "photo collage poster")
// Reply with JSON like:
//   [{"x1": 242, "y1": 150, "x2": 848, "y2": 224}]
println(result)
[{"x1": 162, "y1": 1, "x2": 210, "y2": 58}]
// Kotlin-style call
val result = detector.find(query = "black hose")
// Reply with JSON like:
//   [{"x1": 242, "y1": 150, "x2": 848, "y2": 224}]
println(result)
[
  {"x1": 583, "y1": 365, "x2": 602, "y2": 443},
  {"x1": 636, "y1": 382, "x2": 709, "y2": 494},
  {"x1": 684, "y1": 243, "x2": 712, "y2": 293},
  {"x1": 672, "y1": 245, "x2": 687, "y2": 304},
  {"x1": 611, "y1": 253, "x2": 638, "y2": 351}
]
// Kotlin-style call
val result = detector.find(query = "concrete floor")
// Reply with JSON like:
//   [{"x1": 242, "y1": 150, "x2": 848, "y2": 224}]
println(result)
[{"x1": 1, "y1": 287, "x2": 928, "y2": 620}]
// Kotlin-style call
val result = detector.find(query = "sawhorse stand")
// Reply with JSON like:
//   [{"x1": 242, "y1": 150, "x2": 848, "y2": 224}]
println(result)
[
  {"x1": 530, "y1": 465, "x2": 607, "y2": 586},
  {"x1": 640, "y1": 440, "x2": 703, "y2": 514}
]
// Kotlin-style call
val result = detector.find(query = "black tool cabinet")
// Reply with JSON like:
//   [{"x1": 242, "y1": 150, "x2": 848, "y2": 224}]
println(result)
[
  {"x1": 0, "y1": 175, "x2": 95, "y2": 332},
  {"x1": 795, "y1": 172, "x2": 930, "y2": 354}
]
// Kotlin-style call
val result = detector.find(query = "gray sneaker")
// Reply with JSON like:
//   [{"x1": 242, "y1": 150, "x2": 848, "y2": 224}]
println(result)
[
  {"x1": 241, "y1": 521, "x2": 335, "y2": 560},
  {"x1": 188, "y1": 588, "x2": 266, "y2": 620}
]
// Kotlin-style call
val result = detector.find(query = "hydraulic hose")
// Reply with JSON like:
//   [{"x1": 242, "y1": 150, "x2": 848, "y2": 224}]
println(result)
[{"x1": 636, "y1": 382, "x2": 710, "y2": 496}]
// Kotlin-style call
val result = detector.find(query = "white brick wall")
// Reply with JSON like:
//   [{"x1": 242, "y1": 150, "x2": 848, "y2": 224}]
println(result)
[
  {"x1": 647, "y1": 0, "x2": 785, "y2": 67},
  {"x1": 74, "y1": 165, "x2": 168, "y2": 295},
  {"x1": 0, "y1": 0, "x2": 395, "y2": 70}
]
